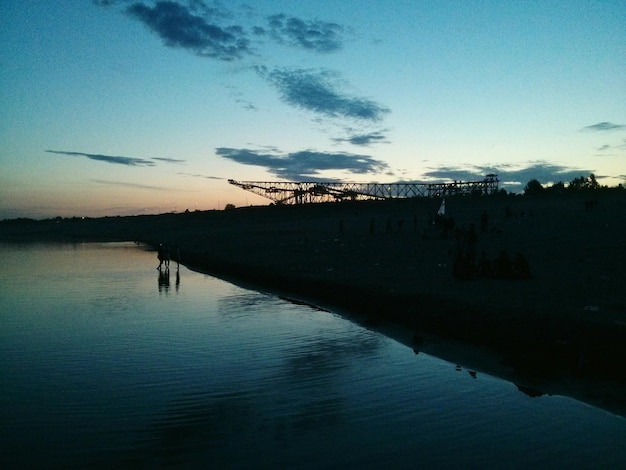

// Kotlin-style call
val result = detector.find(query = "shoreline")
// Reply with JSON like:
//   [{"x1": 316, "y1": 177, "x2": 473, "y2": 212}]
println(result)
[
  {"x1": 2, "y1": 192, "x2": 626, "y2": 416},
  {"x1": 180, "y1": 256, "x2": 626, "y2": 418}
]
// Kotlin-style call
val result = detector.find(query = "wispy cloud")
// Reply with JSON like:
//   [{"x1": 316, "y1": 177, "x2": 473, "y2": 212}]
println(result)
[
  {"x1": 593, "y1": 139, "x2": 626, "y2": 156},
  {"x1": 264, "y1": 14, "x2": 345, "y2": 53},
  {"x1": 125, "y1": 1, "x2": 251, "y2": 61},
  {"x1": 47, "y1": 150, "x2": 184, "y2": 166},
  {"x1": 46, "y1": 150, "x2": 156, "y2": 166},
  {"x1": 257, "y1": 67, "x2": 389, "y2": 122},
  {"x1": 582, "y1": 122, "x2": 626, "y2": 132},
  {"x1": 152, "y1": 157, "x2": 185, "y2": 164},
  {"x1": 332, "y1": 130, "x2": 388, "y2": 146},
  {"x1": 216, "y1": 147, "x2": 388, "y2": 180},
  {"x1": 178, "y1": 172, "x2": 223, "y2": 180},
  {"x1": 90, "y1": 178, "x2": 166, "y2": 190},
  {"x1": 93, "y1": 0, "x2": 126, "y2": 5}
]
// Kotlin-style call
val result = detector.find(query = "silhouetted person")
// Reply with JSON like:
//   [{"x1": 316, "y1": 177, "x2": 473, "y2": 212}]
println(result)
[
  {"x1": 163, "y1": 243, "x2": 170, "y2": 269},
  {"x1": 453, "y1": 251, "x2": 473, "y2": 279},
  {"x1": 480, "y1": 210, "x2": 489, "y2": 234},
  {"x1": 175, "y1": 247, "x2": 181, "y2": 268},
  {"x1": 477, "y1": 251, "x2": 492, "y2": 278},
  {"x1": 512, "y1": 252, "x2": 531, "y2": 279},
  {"x1": 464, "y1": 223, "x2": 478, "y2": 265},
  {"x1": 157, "y1": 244, "x2": 165, "y2": 269},
  {"x1": 585, "y1": 199, "x2": 598, "y2": 212},
  {"x1": 493, "y1": 250, "x2": 512, "y2": 279}
]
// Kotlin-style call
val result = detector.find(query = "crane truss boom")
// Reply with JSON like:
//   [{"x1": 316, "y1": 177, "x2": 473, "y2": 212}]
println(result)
[{"x1": 228, "y1": 175, "x2": 499, "y2": 205}]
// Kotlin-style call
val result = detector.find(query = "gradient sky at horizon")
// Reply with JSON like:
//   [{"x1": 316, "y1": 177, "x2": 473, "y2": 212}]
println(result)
[{"x1": 1, "y1": 0, "x2": 625, "y2": 219}]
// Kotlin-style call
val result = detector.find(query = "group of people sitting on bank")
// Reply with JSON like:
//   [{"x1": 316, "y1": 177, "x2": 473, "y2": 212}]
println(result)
[
  {"x1": 454, "y1": 248, "x2": 531, "y2": 280},
  {"x1": 479, "y1": 250, "x2": 531, "y2": 279},
  {"x1": 451, "y1": 213, "x2": 531, "y2": 280}
]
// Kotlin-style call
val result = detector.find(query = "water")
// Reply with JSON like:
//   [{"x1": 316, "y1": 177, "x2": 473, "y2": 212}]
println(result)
[{"x1": 1, "y1": 242, "x2": 625, "y2": 468}]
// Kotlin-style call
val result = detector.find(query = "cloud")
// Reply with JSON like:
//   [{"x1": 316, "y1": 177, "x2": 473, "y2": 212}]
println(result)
[
  {"x1": 215, "y1": 147, "x2": 388, "y2": 180},
  {"x1": 125, "y1": 1, "x2": 251, "y2": 61},
  {"x1": 178, "y1": 172, "x2": 223, "y2": 180},
  {"x1": 257, "y1": 67, "x2": 389, "y2": 122},
  {"x1": 46, "y1": 150, "x2": 156, "y2": 166},
  {"x1": 265, "y1": 14, "x2": 345, "y2": 52},
  {"x1": 593, "y1": 139, "x2": 626, "y2": 156},
  {"x1": 582, "y1": 122, "x2": 626, "y2": 132},
  {"x1": 96, "y1": 2, "x2": 390, "y2": 132},
  {"x1": 90, "y1": 178, "x2": 166, "y2": 190},
  {"x1": 332, "y1": 130, "x2": 388, "y2": 146},
  {"x1": 93, "y1": 0, "x2": 126, "y2": 5},
  {"x1": 152, "y1": 157, "x2": 185, "y2": 164}
]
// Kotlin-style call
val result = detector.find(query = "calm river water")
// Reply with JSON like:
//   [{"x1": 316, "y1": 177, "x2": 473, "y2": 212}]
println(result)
[{"x1": 1, "y1": 242, "x2": 625, "y2": 468}]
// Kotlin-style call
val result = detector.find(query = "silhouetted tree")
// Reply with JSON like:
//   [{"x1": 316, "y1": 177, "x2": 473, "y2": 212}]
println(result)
[
  {"x1": 547, "y1": 181, "x2": 565, "y2": 193},
  {"x1": 568, "y1": 173, "x2": 600, "y2": 192},
  {"x1": 224, "y1": 203, "x2": 236, "y2": 210},
  {"x1": 524, "y1": 179, "x2": 544, "y2": 196}
]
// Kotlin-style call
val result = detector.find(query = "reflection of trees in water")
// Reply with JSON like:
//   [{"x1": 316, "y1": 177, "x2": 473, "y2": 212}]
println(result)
[
  {"x1": 266, "y1": 329, "x2": 382, "y2": 435},
  {"x1": 121, "y1": 320, "x2": 384, "y2": 465},
  {"x1": 118, "y1": 390, "x2": 256, "y2": 467},
  {"x1": 216, "y1": 292, "x2": 285, "y2": 319},
  {"x1": 284, "y1": 330, "x2": 382, "y2": 379}
]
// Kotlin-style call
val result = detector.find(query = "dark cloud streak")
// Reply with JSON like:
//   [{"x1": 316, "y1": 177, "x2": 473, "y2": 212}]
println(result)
[
  {"x1": 266, "y1": 14, "x2": 345, "y2": 52},
  {"x1": 333, "y1": 131, "x2": 388, "y2": 146},
  {"x1": 178, "y1": 172, "x2": 223, "y2": 180},
  {"x1": 258, "y1": 67, "x2": 389, "y2": 122},
  {"x1": 152, "y1": 157, "x2": 185, "y2": 164},
  {"x1": 46, "y1": 150, "x2": 156, "y2": 166},
  {"x1": 582, "y1": 122, "x2": 626, "y2": 132},
  {"x1": 90, "y1": 178, "x2": 166, "y2": 190},
  {"x1": 125, "y1": 1, "x2": 251, "y2": 61},
  {"x1": 216, "y1": 147, "x2": 388, "y2": 180}
]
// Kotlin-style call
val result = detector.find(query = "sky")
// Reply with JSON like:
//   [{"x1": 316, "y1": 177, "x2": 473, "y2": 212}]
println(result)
[{"x1": 1, "y1": 0, "x2": 625, "y2": 219}]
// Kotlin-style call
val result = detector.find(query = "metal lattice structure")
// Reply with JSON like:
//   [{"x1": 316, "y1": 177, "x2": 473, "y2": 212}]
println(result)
[{"x1": 228, "y1": 175, "x2": 499, "y2": 205}]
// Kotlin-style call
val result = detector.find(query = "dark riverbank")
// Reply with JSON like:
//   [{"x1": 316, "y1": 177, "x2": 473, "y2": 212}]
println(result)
[{"x1": 3, "y1": 192, "x2": 626, "y2": 414}]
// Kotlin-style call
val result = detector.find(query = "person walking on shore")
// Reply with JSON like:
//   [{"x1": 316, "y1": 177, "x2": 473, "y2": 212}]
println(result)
[
  {"x1": 157, "y1": 244, "x2": 165, "y2": 270},
  {"x1": 157, "y1": 243, "x2": 170, "y2": 270}
]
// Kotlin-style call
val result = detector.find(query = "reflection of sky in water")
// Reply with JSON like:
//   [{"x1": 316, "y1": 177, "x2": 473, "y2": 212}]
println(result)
[{"x1": 1, "y1": 243, "x2": 626, "y2": 468}]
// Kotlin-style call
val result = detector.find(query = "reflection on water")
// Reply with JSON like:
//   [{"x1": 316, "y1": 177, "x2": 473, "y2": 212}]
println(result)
[
  {"x1": 157, "y1": 266, "x2": 180, "y2": 292},
  {"x1": 1, "y1": 242, "x2": 625, "y2": 468}
]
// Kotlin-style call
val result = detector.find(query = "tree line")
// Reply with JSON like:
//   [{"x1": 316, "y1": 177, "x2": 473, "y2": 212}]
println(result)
[{"x1": 523, "y1": 173, "x2": 624, "y2": 196}]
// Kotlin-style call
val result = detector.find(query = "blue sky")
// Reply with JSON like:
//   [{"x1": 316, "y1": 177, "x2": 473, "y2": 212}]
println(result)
[{"x1": 1, "y1": 0, "x2": 625, "y2": 219}]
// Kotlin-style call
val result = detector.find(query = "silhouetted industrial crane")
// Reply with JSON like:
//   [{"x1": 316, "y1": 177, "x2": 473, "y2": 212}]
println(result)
[{"x1": 228, "y1": 175, "x2": 499, "y2": 205}]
